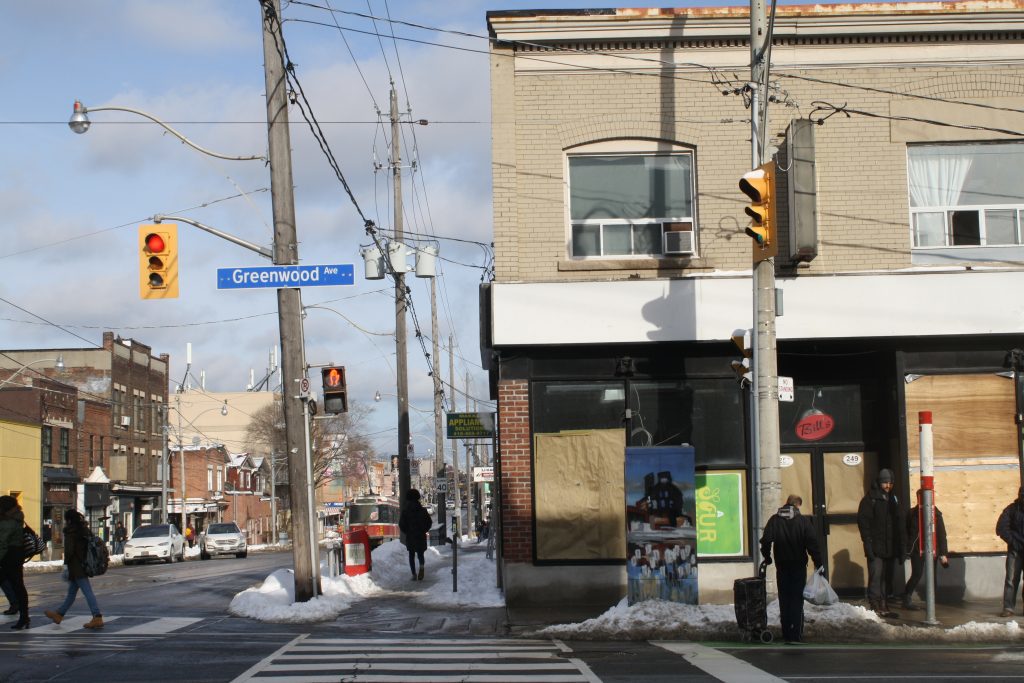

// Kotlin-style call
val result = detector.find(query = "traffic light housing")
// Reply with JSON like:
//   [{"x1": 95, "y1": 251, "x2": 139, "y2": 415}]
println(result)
[
  {"x1": 730, "y1": 328, "x2": 752, "y2": 385},
  {"x1": 739, "y1": 161, "x2": 779, "y2": 262},
  {"x1": 139, "y1": 224, "x2": 179, "y2": 299},
  {"x1": 321, "y1": 366, "x2": 348, "y2": 414}
]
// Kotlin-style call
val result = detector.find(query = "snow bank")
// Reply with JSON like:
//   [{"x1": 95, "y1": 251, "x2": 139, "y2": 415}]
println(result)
[{"x1": 537, "y1": 598, "x2": 1024, "y2": 643}]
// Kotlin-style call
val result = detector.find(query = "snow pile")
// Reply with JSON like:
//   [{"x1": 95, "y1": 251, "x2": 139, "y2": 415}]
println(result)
[
  {"x1": 537, "y1": 598, "x2": 1024, "y2": 643},
  {"x1": 230, "y1": 539, "x2": 503, "y2": 623}
]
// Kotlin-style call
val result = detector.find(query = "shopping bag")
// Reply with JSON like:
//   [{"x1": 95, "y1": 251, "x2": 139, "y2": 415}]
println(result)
[{"x1": 803, "y1": 566, "x2": 838, "y2": 605}]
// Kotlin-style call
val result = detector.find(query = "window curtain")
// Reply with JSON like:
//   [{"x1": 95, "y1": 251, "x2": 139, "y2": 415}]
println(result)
[{"x1": 908, "y1": 150, "x2": 972, "y2": 208}]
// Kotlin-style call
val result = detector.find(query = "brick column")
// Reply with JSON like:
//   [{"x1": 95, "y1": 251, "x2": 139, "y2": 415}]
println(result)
[{"x1": 498, "y1": 379, "x2": 532, "y2": 562}]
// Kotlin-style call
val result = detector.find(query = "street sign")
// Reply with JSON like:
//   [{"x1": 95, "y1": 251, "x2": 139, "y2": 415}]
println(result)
[
  {"x1": 299, "y1": 377, "x2": 310, "y2": 398},
  {"x1": 216, "y1": 264, "x2": 354, "y2": 289},
  {"x1": 778, "y1": 376, "x2": 794, "y2": 402},
  {"x1": 446, "y1": 412, "x2": 496, "y2": 439},
  {"x1": 435, "y1": 481, "x2": 448, "y2": 493},
  {"x1": 473, "y1": 466, "x2": 494, "y2": 483}
]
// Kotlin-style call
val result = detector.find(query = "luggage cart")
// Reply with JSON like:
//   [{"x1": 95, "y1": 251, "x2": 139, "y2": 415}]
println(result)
[{"x1": 734, "y1": 560, "x2": 773, "y2": 643}]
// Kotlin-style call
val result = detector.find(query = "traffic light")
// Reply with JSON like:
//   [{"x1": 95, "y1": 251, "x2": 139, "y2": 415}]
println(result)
[
  {"x1": 739, "y1": 161, "x2": 779, "y2": 262},
  {"x1": 139, "y1": 224, "x2": 179, "y2": 299},
  {"x1": 730, "y1": 328, "x2": 752, "y2": 385},
  {"x1": 321, "y1": 366, "x2": 348, "y2": 414}
]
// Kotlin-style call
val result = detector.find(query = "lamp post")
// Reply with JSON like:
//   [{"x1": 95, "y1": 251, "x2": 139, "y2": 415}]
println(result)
[
  {"x1": 69, "y1": 3, "x2": 319, "y2": 600},
  {"x1": 0, "y1": 355, "x2": 65, "y2": 388}
]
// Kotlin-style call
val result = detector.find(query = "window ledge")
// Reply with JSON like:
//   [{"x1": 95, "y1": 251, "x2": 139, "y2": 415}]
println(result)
[{"x1": 558, "y1": 257, "x2": 714, "y2": 272}]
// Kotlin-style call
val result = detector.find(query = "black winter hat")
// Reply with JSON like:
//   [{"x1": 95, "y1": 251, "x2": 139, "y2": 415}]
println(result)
[
  {"x1": 877, "y1": 468, "x2": 894, "y2": 484},
  {"x1": 0, "y1": 495, "x2": 17, "y2": 513}
]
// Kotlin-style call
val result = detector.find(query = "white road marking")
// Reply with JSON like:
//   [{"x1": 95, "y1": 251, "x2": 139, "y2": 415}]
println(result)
[
  {"x1": 114, "y1": 617, "x2": 201, "y2": 635},
  {"x1": 654, "y1": 641, "x2": 787, "y2": 683}
]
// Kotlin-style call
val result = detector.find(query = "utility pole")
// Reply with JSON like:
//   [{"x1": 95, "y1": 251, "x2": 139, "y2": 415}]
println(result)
[
  {"x1": 178, "y1": 391, "x2": 186, "y2": 535},
  {"x1": 451, "y1": 337, "x2": 460, "y2": 531},
  {"x1": 391, "y1": 82, "x2": 412, "y2": 506},
  {"x1": 750, "y1": 0, "x2": 781, "y2": 555},
  {"x1": 261, "y1": 0, "x2": 317, "y2": 601},
  {"x1": 431, "y1": 277, "x2": 446, "y2": 524}
]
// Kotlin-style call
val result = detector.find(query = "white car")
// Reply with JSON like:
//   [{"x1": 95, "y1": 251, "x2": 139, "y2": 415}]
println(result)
[
  {"x1": 123, "y1": 524, "x2": 186, "y2": 565},
  {"x1": 199, "y1": 522, "x2": 247, "y2": 560}
]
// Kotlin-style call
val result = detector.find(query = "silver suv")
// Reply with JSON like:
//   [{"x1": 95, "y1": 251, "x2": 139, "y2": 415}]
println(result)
[{"x1": 199, "y1": 522, "x2": 247, "y2": 560}]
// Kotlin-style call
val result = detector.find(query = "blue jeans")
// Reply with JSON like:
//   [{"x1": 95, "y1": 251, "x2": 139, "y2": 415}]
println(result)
[
  {"x1": 58, "y1": 576, "x2": 101, "y2": 617},
  {"x1": 1003, "y1": 545, "x2": 1024, "y2": 611}
]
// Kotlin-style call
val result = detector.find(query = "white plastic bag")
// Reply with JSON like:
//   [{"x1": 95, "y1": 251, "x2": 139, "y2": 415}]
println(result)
[{"x1": 803, "y1": 566, "x2": 838, "y2": 605}]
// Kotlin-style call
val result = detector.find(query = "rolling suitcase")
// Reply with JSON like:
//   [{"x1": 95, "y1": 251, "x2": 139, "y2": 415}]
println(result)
[{"x1": 734, "y1": 560, "x2": 773, "y2": 643}]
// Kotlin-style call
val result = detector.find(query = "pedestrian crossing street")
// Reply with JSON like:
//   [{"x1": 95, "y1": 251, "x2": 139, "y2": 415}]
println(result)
[
  {"x1": 230, "y1": 637, "x2": 603, "y2": 683},
  {"x1": 0, "y1": 615, "x2": 202, "y2": 650}
]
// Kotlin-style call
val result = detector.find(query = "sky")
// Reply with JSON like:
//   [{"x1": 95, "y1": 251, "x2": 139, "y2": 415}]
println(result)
[{"x1": 0, "y1": 0, "x2": 853, "y2": 465}]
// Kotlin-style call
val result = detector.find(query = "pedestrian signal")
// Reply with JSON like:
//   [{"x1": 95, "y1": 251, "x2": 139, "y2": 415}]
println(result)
[{"x1": 321, "y1": 366, "x2": 348, "y2": 414}]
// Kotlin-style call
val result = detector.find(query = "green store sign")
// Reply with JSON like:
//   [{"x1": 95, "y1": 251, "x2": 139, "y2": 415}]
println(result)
[{"x1": 695, "y1": 470, "x2": 746, "y2": 558}]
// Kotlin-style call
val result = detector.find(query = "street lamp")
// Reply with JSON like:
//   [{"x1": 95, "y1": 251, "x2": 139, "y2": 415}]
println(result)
[
  {"x1": 0, "y1": 355, "x2": 65, "y2": 388},
  {"x1": 68, "y1": 101, "x2": 266, "y2": 162}
]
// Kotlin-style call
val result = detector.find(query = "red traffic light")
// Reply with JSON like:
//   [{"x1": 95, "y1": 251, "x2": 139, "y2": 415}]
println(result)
[{"x1": 145, "y1": 233, "x2": 166, "y2": 253}]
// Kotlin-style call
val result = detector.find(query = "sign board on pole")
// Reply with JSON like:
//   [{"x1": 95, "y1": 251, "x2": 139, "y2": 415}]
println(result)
[
  {"x1": 778, "y1": 376, "x2": 794, "y2": 402},
  {"x1": 472, "y1": 466, "x2": 494, "y2": 483},
  {"x1": 446, "y1": 412, "x2": 496, "y2": 439},
  {"x1": 217, "y1": 264, "x2": 354, "y2": 289}
]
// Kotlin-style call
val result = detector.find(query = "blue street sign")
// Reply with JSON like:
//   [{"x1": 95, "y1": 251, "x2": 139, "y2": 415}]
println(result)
[{"x1": 217, "y1": 264, "x2": 354, "y2": 289}]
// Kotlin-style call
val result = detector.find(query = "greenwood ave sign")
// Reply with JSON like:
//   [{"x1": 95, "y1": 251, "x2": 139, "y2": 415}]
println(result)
[{"x1": 217, "y1": 264, "x2": 354, "y2": 289}]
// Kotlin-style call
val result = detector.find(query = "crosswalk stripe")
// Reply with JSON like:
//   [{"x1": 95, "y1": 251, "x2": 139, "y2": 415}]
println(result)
[
  {"x1": 27, "y1": 616, "x2": 119, "y2": 633},
  {"x1": 654, "y1": 641, "x2": 787, "y2": 683},
  {"x1": 114, "y1": 617, "x2": 201, "y2": 635},
  {"x1": 229, "y1": 637, "x2": 598, "y2": 683}
]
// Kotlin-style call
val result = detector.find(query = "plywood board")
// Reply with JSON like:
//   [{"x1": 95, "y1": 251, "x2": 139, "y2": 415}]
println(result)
[
  {"x1": 905, "y1": 374, "x2": 1016, "y2": 459},
  {"x1": 534, "y1": 429, "x2": 626, "y2": 560},
  {"x1": 909, "y1": 468, "x2": 1014, "y2": 554},
  {"x1": 827, "y1": 522, "x2": 868, "y2": 592}
]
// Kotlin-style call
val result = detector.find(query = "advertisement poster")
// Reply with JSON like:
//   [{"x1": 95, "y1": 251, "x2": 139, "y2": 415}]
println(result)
[
  {"x1": 695, "y1": 470, "x2": 747, "y2": 558},
  {"x1": 625, "y1": 446, "x2": 697, "y2": 605}
]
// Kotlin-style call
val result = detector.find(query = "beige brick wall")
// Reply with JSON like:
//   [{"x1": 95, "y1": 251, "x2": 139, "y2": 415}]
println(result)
[{"x1": 490, "y1": 46, "x2": 1024, "y2": 283}]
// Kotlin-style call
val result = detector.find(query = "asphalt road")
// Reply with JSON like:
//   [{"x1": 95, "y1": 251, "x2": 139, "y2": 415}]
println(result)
[{"x1": 1, "y1": 551, "x2": 1023, "y2": 683}]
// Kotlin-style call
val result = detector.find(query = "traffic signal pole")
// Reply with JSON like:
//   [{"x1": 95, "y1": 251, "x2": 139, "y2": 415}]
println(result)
[
  {"x1": 261, "y1": 0, "x2": 318, "y2": 601},
  {"x1": 749, "y1": 0, "x2": 782, "y2": 564}
]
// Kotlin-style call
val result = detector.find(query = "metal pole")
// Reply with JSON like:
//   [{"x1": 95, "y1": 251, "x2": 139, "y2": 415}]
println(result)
[
  {"x1": 270, "y1": 451, "x2": 277, "y2": 544},
  {"x1": 431, "y1": 277, "x2": 446, "y2": 535},
  {"x1": 178, "y1": 392, "x2": 186, "y2": 535},
  {"x1": 467, "y1": 400, "x2": 476, "y2": 540},
  {"x1": 261, "y1": 0, "x2": 316, "y2": 601},
  {"x1": 303, "y1": 397, "x2": 319, "y2": 598},
  {"x1": 391, "y1": 82, "x2": 412, "y2": 504},
  {"x1": 749, "y1": 0, "x2": 781, "y2": 560},
  {"x1": 919, "y1": 411, "x2": 939, "y2": 625},
  {"x1": 161, "y1": 414, "x2": 169, "y2": 525}
]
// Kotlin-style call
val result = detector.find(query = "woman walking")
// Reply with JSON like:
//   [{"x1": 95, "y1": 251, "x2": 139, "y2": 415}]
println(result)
[
  {"x1": 45, "y1": 509, "x2": 103, "y2": 629},
  {"x1": 0, "y1": 496, "x2": 29, "y2": 629},
  {"x1": 399, "y1": 489, "x2": 433, "y2": 581}
]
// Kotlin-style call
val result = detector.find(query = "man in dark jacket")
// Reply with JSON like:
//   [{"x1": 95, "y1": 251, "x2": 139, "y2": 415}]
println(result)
[
  {"x1": 996, "y1": 487, "x2": 1024, "y2": 617},
  {"x1": 902, "y1": 490, "x2": 949, "y2": 609},
  {"x1": 857, "y1": 468, "x2": 904, "y2": 617},
  {"x1": 760, "y1": 494, "x2": 823, "y2": 643}
]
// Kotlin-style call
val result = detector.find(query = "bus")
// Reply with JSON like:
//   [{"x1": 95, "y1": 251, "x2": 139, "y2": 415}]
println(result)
[{"x1": 340, "y1": 496, "x2": 401, "y2": 548}]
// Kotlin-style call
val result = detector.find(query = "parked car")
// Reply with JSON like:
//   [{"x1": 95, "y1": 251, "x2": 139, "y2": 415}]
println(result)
[
  {"x1": 123, "y1": 524, "x2": 185, "y2": 565},
  {"x1": 200, "y1": 522, "x2": 247, "y2": 560}
]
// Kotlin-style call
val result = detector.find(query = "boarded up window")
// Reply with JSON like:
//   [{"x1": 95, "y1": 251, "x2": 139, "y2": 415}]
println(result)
[
  {"x1": 534, "y1": 429, "x2": 626, "y2": 561},
  {"x1": 905, "y1": 373, "x2": 1017, "y2": 553}
]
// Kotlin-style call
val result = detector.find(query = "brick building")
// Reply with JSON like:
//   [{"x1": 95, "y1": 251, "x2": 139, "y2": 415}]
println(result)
[
  {"x1": 483, "y1": 3, "x2": 1024, "y2": 607},
  {"x1": 0, "y1": 331, "x2": 169, "y2": 533}
]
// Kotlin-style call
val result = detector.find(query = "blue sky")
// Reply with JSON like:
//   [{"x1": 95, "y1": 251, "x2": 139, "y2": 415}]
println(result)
[{"x1": 0, "y1": 0, "x2": 843, "y2": 462}]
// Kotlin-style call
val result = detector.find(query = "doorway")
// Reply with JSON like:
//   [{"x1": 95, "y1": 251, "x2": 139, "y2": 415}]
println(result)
[{"x1": 779, "y1": 448, "x2": 877, "y2": 595}]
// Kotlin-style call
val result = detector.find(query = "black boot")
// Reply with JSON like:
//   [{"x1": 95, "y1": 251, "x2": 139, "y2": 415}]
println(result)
[
  {"x1": 3, "y1": 605, "x2": 17, "y2": 615},
  {"x1": 10, "y1": 613, "x2": 29, "y2": 630}
]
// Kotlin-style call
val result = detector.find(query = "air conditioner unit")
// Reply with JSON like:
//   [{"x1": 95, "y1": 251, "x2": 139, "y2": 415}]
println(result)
[
  {"x1": 120, "y1": 416, "x2": 131, "y2": 427},
  {"x1": 664, "y1": 230, "x2": 694, "y2": 255}
]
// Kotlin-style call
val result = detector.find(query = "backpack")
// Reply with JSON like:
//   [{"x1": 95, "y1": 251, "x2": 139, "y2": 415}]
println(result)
[
  {"x1": 83, "y1": 533, "x2": 110, "y2": 577},
  {"x1": 22, "y1": 525, "x2": 45, "y2": 562}
]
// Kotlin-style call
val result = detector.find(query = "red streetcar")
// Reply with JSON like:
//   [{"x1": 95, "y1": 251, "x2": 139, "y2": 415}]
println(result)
[{"x1": 339, "y1": 496, "x2": 401, "y2": 548}]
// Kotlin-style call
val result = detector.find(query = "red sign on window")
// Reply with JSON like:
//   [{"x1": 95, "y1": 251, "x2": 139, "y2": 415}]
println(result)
[{"x1": 795, "y1": 409, "x2": 835, "y2": 441}]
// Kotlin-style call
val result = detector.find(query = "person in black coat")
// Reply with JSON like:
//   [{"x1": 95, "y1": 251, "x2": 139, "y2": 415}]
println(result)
[
  {"x1": 760, "y1": 494, "x2": 823, "y2": 643},
  {"x1": 902, "y1": 490, "x2": 949, "y2": 609},
  {"x1": 996, "y1": 487, "x2": 1024, "y2": 617},
  {"x1": 399, "y1": 489, "x2": 433, "y2": 581},
  {"x1": 857, "y1": 468, "x2": 905, "y2": 617}
]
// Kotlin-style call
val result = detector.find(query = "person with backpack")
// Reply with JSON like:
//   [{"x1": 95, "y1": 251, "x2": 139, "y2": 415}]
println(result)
[
  {"x1": 398, "y1": 489, "x2": 433, "y2": 581},
  {"x1": 0, "y1": 495, "x2": 30, "y2": 629},
  {"x1": 44, "y1": 509, "x2": 103, "y2": 629}
]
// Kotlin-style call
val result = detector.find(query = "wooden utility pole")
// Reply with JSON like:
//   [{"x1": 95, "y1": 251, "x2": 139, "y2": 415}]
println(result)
[
  {"x1": 260, "y1": 0, "x2": 317, "y2": 601},
  {"x1": 391, "y1": 82, "x2": 412, "y2": 504},
  {"x1": 431, "y1": 277, "x2": 446, "y2": 517}
]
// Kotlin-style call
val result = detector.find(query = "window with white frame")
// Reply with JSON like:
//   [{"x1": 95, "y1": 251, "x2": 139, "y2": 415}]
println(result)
[
  {"x1": 568, "y1": 144, "x2": 696, "y2": 258},
  {"x1": 909, "y1": 142, "x2": 1024, "y2": 248}
]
